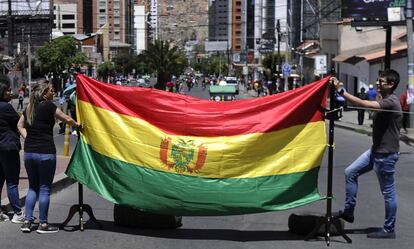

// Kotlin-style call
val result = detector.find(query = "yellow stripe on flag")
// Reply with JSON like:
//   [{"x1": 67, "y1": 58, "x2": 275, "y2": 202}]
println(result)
[{"x1": 79, "y1": 100, "x2": 327, "y2": 179}]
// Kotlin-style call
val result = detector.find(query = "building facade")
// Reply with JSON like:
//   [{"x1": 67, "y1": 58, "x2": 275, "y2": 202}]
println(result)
[
  {"x1": 76, "y1": 0, "x2": 134, "y2": 44},
  {"x1": 54, "y1": 1, "x2": 77, "y2": 35}
]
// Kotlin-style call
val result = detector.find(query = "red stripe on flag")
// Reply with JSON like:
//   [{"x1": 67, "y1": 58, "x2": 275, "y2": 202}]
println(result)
[{"x1": 76, "y1": 75, "x2": 329, "y2": 137}]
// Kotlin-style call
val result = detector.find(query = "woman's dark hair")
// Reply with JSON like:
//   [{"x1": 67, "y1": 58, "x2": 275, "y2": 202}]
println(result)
[{"x1": 0, "y1": 74, "x2": 11, "y2": 101}]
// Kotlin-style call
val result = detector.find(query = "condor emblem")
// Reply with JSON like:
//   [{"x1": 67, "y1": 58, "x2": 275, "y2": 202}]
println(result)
[{"x1": 160, "y1": 137, "x2": 207, "y2": 173}]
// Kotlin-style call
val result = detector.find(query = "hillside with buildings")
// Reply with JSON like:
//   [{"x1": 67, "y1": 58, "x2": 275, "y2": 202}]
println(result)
[{"x1": 157, "y1": 0, "x2": 208, "y2": 44}]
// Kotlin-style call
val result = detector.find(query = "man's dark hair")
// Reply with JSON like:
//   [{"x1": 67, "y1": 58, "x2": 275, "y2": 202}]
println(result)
[
  {"x1": 379, "y1": 69, "x2": 399, "y2": 91},
  {"x1": 0, "y1": 74, "x2": 11, "y2": 101}
]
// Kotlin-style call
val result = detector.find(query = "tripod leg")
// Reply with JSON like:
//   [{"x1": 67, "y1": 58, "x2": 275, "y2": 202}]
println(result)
[
  {"x1": 60, "y1": 204, "x2": 80, "y2": 228},
  {"x1": 83, "y1": 204, "x2": 103, "y2": 228},
  {"x1": 333, "y1": 218, "x2": 352, "y2": 243}
]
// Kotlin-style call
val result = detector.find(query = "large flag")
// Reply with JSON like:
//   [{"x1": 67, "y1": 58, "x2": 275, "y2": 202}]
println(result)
[{"x1": 66, "y1": 75, "x2": 330, "y2": 216}]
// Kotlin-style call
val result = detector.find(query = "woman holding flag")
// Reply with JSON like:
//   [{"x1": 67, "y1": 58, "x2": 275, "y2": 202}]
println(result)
[{"x1": 17, "y1": 80, "x2": 81, "y2": 234}]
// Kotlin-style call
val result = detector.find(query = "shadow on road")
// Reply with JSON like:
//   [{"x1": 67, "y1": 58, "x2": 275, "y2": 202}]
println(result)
[{"x1": 58, "y1": 219, "x2": 360, "y2": 243}]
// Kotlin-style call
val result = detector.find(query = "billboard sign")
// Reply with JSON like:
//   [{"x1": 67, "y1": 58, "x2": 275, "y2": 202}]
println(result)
[
  {"x1": 205, "y1": 41, "x2": 228, "y2": 52},
  {"x1": 342, "y1": 0, "x2": 413, "y2": 20}
]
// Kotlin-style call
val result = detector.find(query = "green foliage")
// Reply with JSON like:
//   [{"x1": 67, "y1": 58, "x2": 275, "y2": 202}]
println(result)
[
  {"x1": 203, "y1": 54, "x2": 228, "y2": 77},
  {"x1": 140, "y1": 40, "x2": 188, "y2": 90},
  {"x1": 97, "y1": 61, "x2": 116, "y2": 82},
  {"x1": 262, "y1": 52, "x2": 285, "y2": 80},
  {"x1": 36, "y1": 36, "x2": 87, "y2": 77}
]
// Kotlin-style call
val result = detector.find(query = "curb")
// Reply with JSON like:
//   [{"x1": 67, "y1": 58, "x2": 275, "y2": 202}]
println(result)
[{"x1": 1, "y1": 172, "x2": 75, "y2": 213}]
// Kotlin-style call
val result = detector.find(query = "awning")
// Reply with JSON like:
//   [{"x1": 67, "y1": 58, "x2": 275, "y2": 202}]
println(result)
[{"x1": 334, "y1": 43, "x2": 407, "y2": 64}]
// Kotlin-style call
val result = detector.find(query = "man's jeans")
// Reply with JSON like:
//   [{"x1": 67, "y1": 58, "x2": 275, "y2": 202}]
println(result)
[
  {"x1": 24, "y1": 153, "x2": 56, "y2": 224},
  {"x1": 0, "y1": 150, "x2": 21, "y2": 213},
  {"x1": 344, "y1": 149, "x2": 399, "y2": 232}
]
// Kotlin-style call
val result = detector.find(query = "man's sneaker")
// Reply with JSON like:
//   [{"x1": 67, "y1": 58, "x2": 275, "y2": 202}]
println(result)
[
  {"x1": 336, "y1": 210, "x2": 354, "y2": 223},
  {"x1": 367, "y1": 229, "x2": 396, "y2": 239},
  {"x1": 11, "y1": 212, "x2": 25, "y2": 224},
  {"x1": 36, "y1": 223, "x2": 59, "y2": 234},
  {"x1": 0, "y1": 212, "x2": 10, "y2": 222},
  {"x1": 20, "y1": 221, "x2": 32, "y2": 233}
]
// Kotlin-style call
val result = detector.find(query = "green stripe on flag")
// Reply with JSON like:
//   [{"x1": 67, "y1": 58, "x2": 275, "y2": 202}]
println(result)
[{"x1": 66, "y1": 137, "x2": 322, "y2": 216}]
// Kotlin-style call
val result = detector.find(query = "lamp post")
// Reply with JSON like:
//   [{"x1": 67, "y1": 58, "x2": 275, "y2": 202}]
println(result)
[{"x1": 276, "y1": 19, "x2": 281, "y2": 92}]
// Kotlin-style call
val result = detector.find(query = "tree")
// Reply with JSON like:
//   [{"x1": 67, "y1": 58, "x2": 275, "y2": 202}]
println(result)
[
  {"x1": 141, "y1": 40, "x2": 188, "y2": 90},
  {"x1": 112, "y1": 52, "x2": 135, "y2": 76},
  {"x1": 36, "y1": 36, "x2": 87, "y2": 79},
  {"x1": 97, "y1": 61, "x2": 116, "y2": 82},
  {"x1": 262, "y1": 52, "x2": 285, "y2": 81}
]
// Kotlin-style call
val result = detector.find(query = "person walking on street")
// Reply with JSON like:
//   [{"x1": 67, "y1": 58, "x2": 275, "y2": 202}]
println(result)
[
  {"x1": 17, "y1": 80, "x2": 81, "y2": 234},
  {"x1": 332, "y1": 69, "x2": 402, "y2": 239},
  {"x1": 356, "y1": 87, "x2": 367, "y2": 125},
  {"x1": 0, "y1": 76, "x2": 25, "y2": 223},
  {"x1": 17, "y1": 84, "x2": 25, "y2": 111},
  {"x1": 400, "y1": 86, "x2": 409, "y2": 133}
]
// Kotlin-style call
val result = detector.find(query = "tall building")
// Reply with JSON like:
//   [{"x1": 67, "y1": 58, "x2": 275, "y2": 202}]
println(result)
[
  {"x1": 54, "y1": 1, "x2": 78, "y2": 35},
  {"x1": 288, "y1": 0, "x2": 341, "y2": 49},
  {"x1": 76, "y1": 0, "x2": 134, "y2": 44},
  {"x1": 149, "y1": 0, "x2": 158, "y2": 41},
  {"x1": 208, "y1": 0, "x2": 229, "y2": 42},
  {"x1": 134, "y1": 0, "x2": 150, "y2": 53},
  {"x1": 0, "y1": 1, "x2": 52, "y2": 56}
]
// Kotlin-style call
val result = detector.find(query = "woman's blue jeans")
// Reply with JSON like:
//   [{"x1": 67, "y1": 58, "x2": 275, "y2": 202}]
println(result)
[
  {"x1": 344, "y1": 149, "x2": 399, "y2": 232},
  {"x1": 0, "y1": 150, "x2": 21, "y2": 213},
  {"x1": 24, "y1": 153, "x2": 56, "y2": 224}
]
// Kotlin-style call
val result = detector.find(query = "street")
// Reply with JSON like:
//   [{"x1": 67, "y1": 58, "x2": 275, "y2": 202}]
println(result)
[{"x1": 1, "y1": 85, "x2": 413, "y2": 249}]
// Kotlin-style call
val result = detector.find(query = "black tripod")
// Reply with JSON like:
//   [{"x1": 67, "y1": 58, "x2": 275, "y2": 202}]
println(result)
[
  {"x1": 60, "y1": 131, "x2": 103, "y2": 231},
  {"x1": 304, "y1": 83, "x2": 352, "y2": 245}
]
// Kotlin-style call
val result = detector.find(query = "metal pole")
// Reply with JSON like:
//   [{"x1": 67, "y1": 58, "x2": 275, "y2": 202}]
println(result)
[
  {"x1": 385, "y1": 25, "x2": 392, "y2": 70},
  {"x1": 406, "y1": 1, "x2": 414, "y2": 129},
  {"x1": 7, "y1": 0, "x2": 13, "y2": 56},
  {"x1": 28, "y1": 35, "x2": 31, "y2": 84},
  {"x1": 276, "y1": 19, "x2": 281, "y2": 91}
]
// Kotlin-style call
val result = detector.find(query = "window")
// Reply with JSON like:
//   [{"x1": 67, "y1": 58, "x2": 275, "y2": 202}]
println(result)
[
  {"x1": 62, "y1": 15, "x2": 75, "y2": 20},
  {"x1": 62, "y1": 23, "x2": 75, "y2": 29}
]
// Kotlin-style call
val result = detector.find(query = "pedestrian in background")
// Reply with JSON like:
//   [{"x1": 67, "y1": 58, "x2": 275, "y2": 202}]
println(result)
[
  {"x1": 356, "y1": 87, "x2": 367, "y2": 125},
  {"x1": 332, "y1": 69, "x2": 402, "y2": 239},
  {"x1": 0, "y1": 75, "x2": 24, "y2": 223},
  {"x1": 400, "y1": 86, "x2": 409, "y2": 133},
  {"x1": 17, "y1": 80, "x2": 81, "y2": 234},
  {"x1": 17, "y1": 84, "x2": 25, "y2": 111}
]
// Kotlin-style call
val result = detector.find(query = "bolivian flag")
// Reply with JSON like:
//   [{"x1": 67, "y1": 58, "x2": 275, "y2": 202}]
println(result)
[{"x1": 66, "y1": 75, "x2": 330, "y2": 216}]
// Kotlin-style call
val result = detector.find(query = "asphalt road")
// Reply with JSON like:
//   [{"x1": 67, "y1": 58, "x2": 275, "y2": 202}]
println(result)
[{"x1": 1, "y1": 85, "x2": 413, "y2": 249}]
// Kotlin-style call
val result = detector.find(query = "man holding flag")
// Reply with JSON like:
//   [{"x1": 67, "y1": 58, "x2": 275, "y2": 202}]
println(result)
[{"x1": 332, "y1": 69, "x2": 402, "y2": 239}]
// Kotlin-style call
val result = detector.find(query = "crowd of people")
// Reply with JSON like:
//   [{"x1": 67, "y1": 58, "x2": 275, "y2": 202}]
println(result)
[{"x1": 0, "y1": 75, "x2": 80, "y2": 234}]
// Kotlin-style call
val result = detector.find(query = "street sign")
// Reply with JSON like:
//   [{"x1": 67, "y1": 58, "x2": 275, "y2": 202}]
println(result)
[
  {"x1": 314, "y1": 55, "x2": 327, "y2": 75},
  {"x1": 282, "y1": 63, "x2": 291, "y2": 76},
  {"x1": 233, "y1": 53, "x2": 240, "y2": 63}
]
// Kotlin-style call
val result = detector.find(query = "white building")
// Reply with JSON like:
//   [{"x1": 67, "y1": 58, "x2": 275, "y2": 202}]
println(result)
[
  {"x1": 134, "y1": 5, "x2": 147, "y2": 53},
  {"x1": 53, "y1": 3, "x2": 77, "y2": 35}
]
